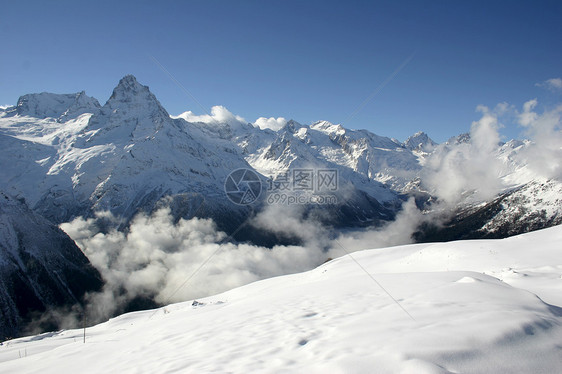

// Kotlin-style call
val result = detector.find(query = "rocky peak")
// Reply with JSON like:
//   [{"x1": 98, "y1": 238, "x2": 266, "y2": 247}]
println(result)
[
  {"x1": 447, "y1": 133, "x2": 471, "y2": 145},
  {"x1": 104, "y1": 75, "x2": 167, "y2": 114},
  {"x1": 86, "y1": 75, "x2": 172, "y2": 142},
  {"x1": 404, "y1": 131, "x2": 437, "y2": 151},
  {"x1": 109, "y1": 75, "x2": 149, "y2": 101},
  {"x1": 279, "y1": 119, "x2": 303, "y2": 134},
  {"x1": 310, "y1": 120, "x2": 346, "y2": 136}
]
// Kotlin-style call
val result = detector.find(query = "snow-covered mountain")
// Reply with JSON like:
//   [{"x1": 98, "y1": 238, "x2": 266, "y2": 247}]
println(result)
[
  {"x1": 0, "y1": 76, "x2": 254, "y2": 231},
  {"x1": 4, "y1": 91, "x2": 101, "y2": 122},
  {"x1": 0, "y1": 76, "x2": 428, "y2": 234},
  {"x1": 237, "y1": 118, "x2": 425, "y2": 193},
  {"x1": 1, "y1": 74, "x2": 560, "y2": 239},
  {"x1": 0, "y1": 192, "x2": 102, "y2": 340},
  {"x1": 1, "y1": 225, "x2": 560, "y2": 373},
  {"x1": 416, "y1": 178, "x2": 562, "y2": 242},
  {"x1": 403, "y1": 130, "x2": 437, "y2": 152}
]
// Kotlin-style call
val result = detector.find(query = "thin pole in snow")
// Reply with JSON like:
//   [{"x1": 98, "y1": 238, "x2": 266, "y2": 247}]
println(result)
[{"x1": 83, "y1": 309, "x2": 86, "y2": 343}]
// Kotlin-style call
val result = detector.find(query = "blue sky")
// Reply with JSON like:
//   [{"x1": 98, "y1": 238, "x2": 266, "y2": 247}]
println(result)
[{"x1": 1, "y1": 0, "x2": 561, "y2": 142}]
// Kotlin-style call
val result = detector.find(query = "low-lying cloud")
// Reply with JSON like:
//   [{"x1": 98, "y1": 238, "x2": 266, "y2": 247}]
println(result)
[
  {"x1": 332, "y1": 198, "x2": 425, "y2": 253},
  {"x1": 421, "y1": 98, "x2": 562, "y2": 206},
  {"x1": 52, "y1": 196, "x2": 425, "y2": 329},
  {"x1": 59, "y1": 207, "x2": 326, "y2": 323}
]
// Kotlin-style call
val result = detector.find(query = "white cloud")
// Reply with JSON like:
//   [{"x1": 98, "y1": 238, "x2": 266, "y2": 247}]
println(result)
[
  {"x1": 516, "y1": 99, "x2": 562, "y2": 179},
  {"x1": 57, "y1": 194, "x2": 427, "y2": 328},
  {"x1": 331, "y1": 198, "x2": 423, "y2": 255},
  {"x1": 421, "y1": 105, "x2": 505, "y2": 205},
  {"x1": 253, "y1": 116, "x2": 287, "y2": 131},
  {"x1": 519, "y1": 99, "x2": 538, "y2": 127},
  {"x1": 174, "y1": 105, "x2": 247, "y2": 127},
  {"x1": 421, "y1": 98, "x2": 562, "y2": 203},
  {"x1": 536, "y1": 78, "x2": 562, "y2": 91},
  {"x1": 60, "y1": 207, "x2": 327, "y2": 324}
]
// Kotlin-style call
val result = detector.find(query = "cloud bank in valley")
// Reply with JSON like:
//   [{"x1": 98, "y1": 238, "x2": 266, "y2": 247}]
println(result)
[
  {"x1": 56, "y1": 198, "x2": 425, "y2": 327},
  {"x1": 60, "y1": 207, "x2": 328, "y2": 323},
  {"x1": 421, "y1": 104, "x2": 506, "y2": 205}
]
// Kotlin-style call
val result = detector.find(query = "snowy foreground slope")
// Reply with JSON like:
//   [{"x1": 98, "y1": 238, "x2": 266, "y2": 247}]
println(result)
[{"x1": 1, "y1": 226, "x2": 561, "y2": 373}]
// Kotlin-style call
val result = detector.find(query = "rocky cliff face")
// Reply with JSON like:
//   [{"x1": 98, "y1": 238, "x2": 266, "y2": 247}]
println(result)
[{"x1": 0, "y1": 192, "x2": 102, "y2": 340}]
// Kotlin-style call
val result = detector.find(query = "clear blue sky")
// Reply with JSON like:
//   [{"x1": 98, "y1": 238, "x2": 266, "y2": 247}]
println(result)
[{"x1": 1, "y1": 0, "x2": 561, "y2": 142}]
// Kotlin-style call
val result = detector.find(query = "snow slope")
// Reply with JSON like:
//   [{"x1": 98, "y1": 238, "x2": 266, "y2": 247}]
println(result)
[{"x1": 1, "y1": 225, "x2": 561, "y2": 373}]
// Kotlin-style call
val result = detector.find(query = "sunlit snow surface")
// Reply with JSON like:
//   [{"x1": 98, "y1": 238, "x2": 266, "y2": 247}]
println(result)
[{"x1": 1, "y1": 226, "x2": 561, "y2": 373}]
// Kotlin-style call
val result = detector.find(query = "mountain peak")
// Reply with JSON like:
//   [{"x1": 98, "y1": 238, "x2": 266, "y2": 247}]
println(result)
[
  {"x1": 310, "y1": 120, "x2": 345, "y2": 135},
  {"x1": 102, "y1": 75, "x2": 169, "y2": 115},
  {"x1": 9, "y1": 91, "x2": 100, "y2": 120},
  {"x1": 109, "y1": 75, "x2": 151, "y2": 101},
  {"x1": 404, "y1": 131, "x2": 437, "y2": 151},
  {"x1": 121, "y1": 74, "x2": 138, "y2": 83},
  {"x1": 447, "y1": 133, "x2": 471, "y2": 145},
  {"x1": 279, "y1": 119, "x2": 303, "y2": 133},
  {"x1": 85, "y1": 75, "x2": 171, "y2": 143}
]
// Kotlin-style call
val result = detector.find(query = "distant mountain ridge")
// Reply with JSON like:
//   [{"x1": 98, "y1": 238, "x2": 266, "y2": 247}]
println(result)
[
  {"x1": 416, "y1": 179, "x2": 562, "y2": 242},
  {"x1": 5, "y1": 91, "x2": 101, "y2": 121}
]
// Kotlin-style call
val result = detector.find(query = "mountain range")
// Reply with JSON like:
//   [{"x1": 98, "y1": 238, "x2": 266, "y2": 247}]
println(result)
[
  {"x1": 1, "y1": 75, "x2": 560, "y2": 339},
  {"x1": 3, "y1": 75, "x2": 559, "y2": 233}
]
